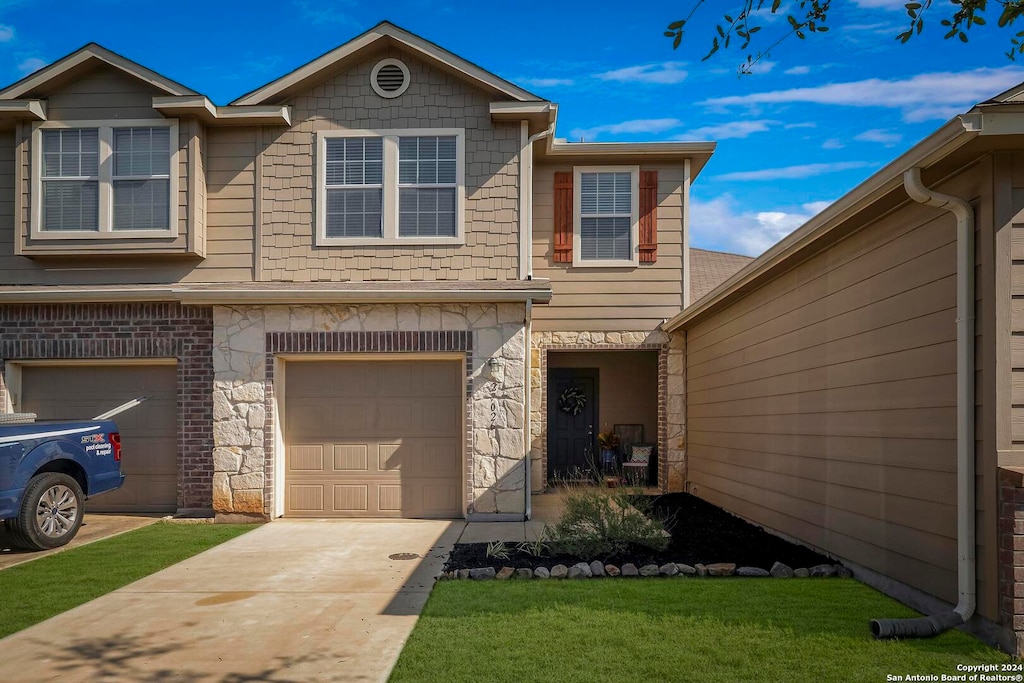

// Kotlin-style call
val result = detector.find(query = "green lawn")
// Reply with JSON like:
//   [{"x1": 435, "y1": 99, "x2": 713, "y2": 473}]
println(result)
[
  {"x1": 391, "y1": 579, "x2": 1010, "y2": 683},
  {"x1": 0, "y1": 521, "x2": 255, "y2": 639}
]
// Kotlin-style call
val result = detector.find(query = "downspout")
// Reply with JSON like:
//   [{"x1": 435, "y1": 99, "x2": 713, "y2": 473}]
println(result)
[
  {"x1": 524, "y1": 298, "x2": 533, "y2": 520},
  {"x1": 871, "y1": 167, "x2": 976, "y2": 638},
  {"x1": 525, "y1": 122, "x2": 555, "y2": 280}
]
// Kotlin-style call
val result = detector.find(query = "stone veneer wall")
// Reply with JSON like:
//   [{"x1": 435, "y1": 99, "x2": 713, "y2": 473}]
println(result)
[
  {"x1": 212, "y1": 303, "x2": 527, "y2": 519},
  {"x1": 0, "y1": 303, "x2": 214, "y2": 511},
  {"x1": 529, "y1": 330, "x2": 683, "y2": 491}
]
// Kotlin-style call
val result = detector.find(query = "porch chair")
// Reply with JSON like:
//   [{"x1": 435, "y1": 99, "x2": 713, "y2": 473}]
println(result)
[{"x1": 623, "y1": 443, "x2": 654, "y2": 485}]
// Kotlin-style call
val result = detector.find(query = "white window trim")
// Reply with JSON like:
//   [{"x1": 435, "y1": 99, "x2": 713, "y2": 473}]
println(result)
[
  {"x1": 316, "y1": 128, "x2": 465, "y2": 247},
  {"x1": 572, "y1": 165, "x2": 640, "y2": 268},
  {"x1": 30, "y1": 119, "x2": 180, "y2": 240}
]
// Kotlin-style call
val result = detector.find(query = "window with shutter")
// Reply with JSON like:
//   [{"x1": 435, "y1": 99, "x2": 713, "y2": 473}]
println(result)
[
  {"x1": 32, "y1": 120, "x2": 179, "y2": 239},
  {"x1": 316, "y1": 128, "x2": 465, "y2": 245},
  {"x1": 571, "y1": 166, "x2": 639, "y2": 267}
]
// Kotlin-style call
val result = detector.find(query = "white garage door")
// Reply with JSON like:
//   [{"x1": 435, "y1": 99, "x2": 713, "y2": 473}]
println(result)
[
  {"x1": 285, "y1": 360, "x2": 462, "y2": 518},
  {"x1": 20, "y1": 364, "x2": 178, "y2": 513}
]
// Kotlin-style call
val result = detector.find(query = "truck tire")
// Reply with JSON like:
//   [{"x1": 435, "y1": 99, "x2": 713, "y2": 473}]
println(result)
[{"x1": 5, "y1": 472, "x2": 85, "y2": 550}]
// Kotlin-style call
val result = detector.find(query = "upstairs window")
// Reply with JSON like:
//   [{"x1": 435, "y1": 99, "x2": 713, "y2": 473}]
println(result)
[
  {"x1": 32, "y1": 120, "x2": 178, "y2": 239},
  {"x1": 573, "y1": 166, "x2": 639, "y2": 266},
  {"x1": 398, "y1": 136, "x2": 457, "y2": 238},
  {"x1": 324, "y1": 137, "x2": 383, "y2": 238},
  {"x1": 317, "y1": 129, "x2": 464, "y2": 246}
]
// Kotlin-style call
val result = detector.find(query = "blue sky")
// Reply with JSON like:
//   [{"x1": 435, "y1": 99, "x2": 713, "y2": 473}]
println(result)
[{"x1": 0, "y1": 0, "x2": 1017, "y2": 256}]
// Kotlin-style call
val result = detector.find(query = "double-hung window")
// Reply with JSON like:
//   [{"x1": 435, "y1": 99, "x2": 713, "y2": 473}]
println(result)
[
  {"x1": 317, "y1": 129, "x2": 464, "y2": 245},
  {"x1": 32, "y1": 120, "x2": 178, "y2": 238},
  {"x1": 573, "y1": 166, "x2": 639, "y2": 266}
]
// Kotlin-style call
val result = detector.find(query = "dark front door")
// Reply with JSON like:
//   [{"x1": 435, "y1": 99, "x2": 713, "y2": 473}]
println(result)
[{"x1": 547, "y1": 368, "x2": 598, "y2": 482}]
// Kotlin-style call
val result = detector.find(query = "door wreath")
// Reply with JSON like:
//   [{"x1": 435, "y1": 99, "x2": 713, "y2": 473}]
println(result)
[{"x1": 558, "y1": 385, "x2": 587, "y2": 416}]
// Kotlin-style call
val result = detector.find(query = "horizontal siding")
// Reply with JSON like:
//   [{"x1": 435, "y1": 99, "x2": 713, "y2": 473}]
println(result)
[
  {"x1": 532, "y1": 163, "x2": 684, "y2": 332},
  {"x1": 183, "y1": 127, "x2": 256, "y2": 281},
  {"x1": 1011, "y1": 152, "x2": 1024, "y2": 444},
  {"x1": 683, "y1": 167, "x2": 993, "y2": 614}
]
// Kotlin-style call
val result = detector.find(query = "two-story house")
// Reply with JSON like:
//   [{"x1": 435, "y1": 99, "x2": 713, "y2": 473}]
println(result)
[{"x1": 0, "y1": 22, "x2": 744, "y2": 522}]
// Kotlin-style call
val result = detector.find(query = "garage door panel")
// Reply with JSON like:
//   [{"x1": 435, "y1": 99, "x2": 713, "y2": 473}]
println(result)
[
  {"x1": 20, "y1": 364, "x2": 179, "y2": 513},
  {"x1": 333, "y1": 444, "x2": 368, "y2": 471},
  {"x1": 289, "y1": 444, "x2": 324, "y2": 471},
  {"x1": 285, "y1": 360, "x2": 462, "y2": 518},
  {"x1": 288, "y1": 484, "x2": 325, "y2": 512}
]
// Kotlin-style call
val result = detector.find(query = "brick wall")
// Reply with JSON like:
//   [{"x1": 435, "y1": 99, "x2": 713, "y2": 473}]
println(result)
[
  {"x1": 0, "y1": 303, "x2": 214, "y2": 511},
  {"x1": 999, "y1": 466, "x2": 1024, "y2": 655}
]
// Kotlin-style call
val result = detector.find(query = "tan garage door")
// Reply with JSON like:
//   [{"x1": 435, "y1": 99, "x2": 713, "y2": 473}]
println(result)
[
  {"x1": 285, "y1": 360, "x2": 462, "y2": 518},
  {"x1": 20, "y1": 364, "x2": 178, "y2": 513}
]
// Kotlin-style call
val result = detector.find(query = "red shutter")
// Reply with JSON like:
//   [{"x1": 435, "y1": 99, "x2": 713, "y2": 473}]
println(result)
[
  {"x1": 553, "y1": 171, "x2": 573, "y2": 263},
  {"x1": 639, "y1": 170, "x2": 658, "y2": 263}
]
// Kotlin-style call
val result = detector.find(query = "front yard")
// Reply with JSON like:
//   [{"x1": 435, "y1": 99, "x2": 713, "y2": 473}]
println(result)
[
  {"x1": 390, "y1": 578, "x2": 1010, "y2": 683},
  {"x1": 0, "y1": 521, "x2": 256, "y2": 639}
]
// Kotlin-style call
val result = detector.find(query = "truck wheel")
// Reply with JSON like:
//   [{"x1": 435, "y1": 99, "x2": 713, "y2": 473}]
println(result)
[{"x1": 6, "y1": 472, "x2": 85, "y2": 550}]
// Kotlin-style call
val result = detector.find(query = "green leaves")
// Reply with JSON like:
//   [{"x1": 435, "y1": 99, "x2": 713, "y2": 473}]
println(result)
[{"x1": 664, "y1": 0, "x2": 1024, "y2": 75}]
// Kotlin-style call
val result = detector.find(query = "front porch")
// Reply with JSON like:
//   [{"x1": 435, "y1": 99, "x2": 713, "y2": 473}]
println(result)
[{"x1": 528, "y1": 329, "x2": 686, "y2": 496}]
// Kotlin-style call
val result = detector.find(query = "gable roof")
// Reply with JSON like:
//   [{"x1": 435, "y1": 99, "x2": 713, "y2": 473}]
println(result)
[
  {"x1": 689, "y1": 248, "x2": 755, "y2": 302},
  {"x1": 231, "y1": 21, "x2": 543, "y2": 106},
  {"x1": 0, "y1": 43, "x2": 199, "y2": 100}
]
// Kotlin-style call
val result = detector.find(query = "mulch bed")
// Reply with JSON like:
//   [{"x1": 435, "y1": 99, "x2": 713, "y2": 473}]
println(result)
[{"x1": 444, "y1": 492, "x2": 832, "y2": 572}]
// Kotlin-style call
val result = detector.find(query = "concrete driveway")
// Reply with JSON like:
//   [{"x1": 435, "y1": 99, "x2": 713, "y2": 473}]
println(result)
[{"x1": 0, "y1": 519, "x2": 464, "y2": 683}]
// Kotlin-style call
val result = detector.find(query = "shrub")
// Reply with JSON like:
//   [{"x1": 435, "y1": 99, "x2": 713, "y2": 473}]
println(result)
[{"x1": 545, "y1": 485, "x2": 671, "y2": 559}]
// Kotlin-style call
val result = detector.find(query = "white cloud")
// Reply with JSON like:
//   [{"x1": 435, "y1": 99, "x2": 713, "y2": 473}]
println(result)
[
  {"x1": 821, "y1": 138, "x2": 844, "y2": 150},
  {"x1": 784, "y1": 65, "x2": 811, "y2": 75},
  {"x1": 678, "y1": 119, "x2": 779, "y2": 141},
  {"x1": 17, "y1": 57, "x2": 46, "y2": 74},
  {"x1": 852, "y1": 0, "x2": 908, "y2": 8},
  {"x1": 746, "y1": 60, "x2": 776, "y2": 75},
  {"x1": 711, "y1": 161, "x2": 876, "y2": 182},
  {"x1": 518, "y1": 77, "x2": 574, "y2": 88},
  {"x1": 0, "y1": 25, "x2": 14, "y2": 43},
  {"x1": 595, "y1": 62, "x2": 688, "y2": 84},
  {"x1": 854, "y1": 128, "x2": 902, "y2": 145},
  {"x1": 700, "y1": 67, "x2": 1024, "y2": 122},
  {"x1": 691, "y1": 194, "x2": 832, "y2": 256},
  {"x1": 569, "y1": 118, "x2": 683, "y2": 141},
  {"x1": 784, "y1": 122, "x2": 817, "y2": 129}
]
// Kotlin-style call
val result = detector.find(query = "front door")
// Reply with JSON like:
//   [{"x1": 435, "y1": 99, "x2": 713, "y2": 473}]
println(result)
[{"x1": 547, "y1": 368, "x2": 598, "y2": 482}]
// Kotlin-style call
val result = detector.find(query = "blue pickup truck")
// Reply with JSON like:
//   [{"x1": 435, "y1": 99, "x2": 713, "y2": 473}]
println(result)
[{"x1": 0, "y1": 400, "x2": 138, "y2": 550}]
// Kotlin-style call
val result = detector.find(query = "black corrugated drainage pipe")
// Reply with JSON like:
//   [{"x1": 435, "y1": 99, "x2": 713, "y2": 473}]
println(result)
[{"x1": 870, "y1": 167, "x2": 976, "y2": 639}]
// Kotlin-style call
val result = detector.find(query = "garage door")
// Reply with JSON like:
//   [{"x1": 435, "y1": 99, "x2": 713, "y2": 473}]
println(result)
[
  {"x1": 20, "y1": 364, "x2": 178, "y2": 513},
  {"x1": 285, "y1": 360, "x2": 462, "y2": 518}
]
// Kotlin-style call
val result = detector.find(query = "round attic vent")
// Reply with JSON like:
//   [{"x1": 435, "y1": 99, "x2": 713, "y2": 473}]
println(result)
[{"x1": 371, "y1": 58, "x2": 410, "y2": 98}]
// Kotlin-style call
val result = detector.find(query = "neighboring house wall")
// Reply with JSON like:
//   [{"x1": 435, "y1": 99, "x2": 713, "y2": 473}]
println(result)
[
  {"x1": 678, "y1": 165, "x2": 998, "y2": 623},
  {"x1": 0, "y1": 64, "x2": 256, "y2": 283},
  {"x1": 531, "y1": 164, "x2": 686, "y2": 332},
  {"x1": 257, "y1": 48, "x2": 521, "y2": 282},
  {"x1": 0, "y1": 302, "x2": 213, "y2": 510}
]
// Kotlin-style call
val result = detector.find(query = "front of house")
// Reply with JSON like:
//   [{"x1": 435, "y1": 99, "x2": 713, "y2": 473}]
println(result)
[{"x1": 0, "y1": 23, "x2": 728, "y2": 522}]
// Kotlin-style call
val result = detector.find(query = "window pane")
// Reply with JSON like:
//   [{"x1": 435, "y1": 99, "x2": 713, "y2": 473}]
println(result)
[
  {"x1": 113, "y1": 127, "x2": 170, "y2": 177},
  {"x1": 398, "y1": 187, "x2": 456, "y2": 237},
  {"x1": 41, "y1": 129, "x2": 98, "y2": 178},
  {"x1": 112, "y1": 179, "x2": 170, "y2": 230},
  {"x1": 41, "y1": 180, "x2": 99, "y2": 231},
  {"x1": 580, "y1": 171, "x2": 631, "y2": 218},
  {"x1": 324, "y1": 137, "x2": 381, "y2": 187},
  {"x1": 324, "y1": 188, "x2": 382, "y2": 238},
  {"x1": 398, "y1": 136, "x2": 457, "y2": 186},
  {"x1": 580, "y1": 216, "x2": 631, "y2": 260}
]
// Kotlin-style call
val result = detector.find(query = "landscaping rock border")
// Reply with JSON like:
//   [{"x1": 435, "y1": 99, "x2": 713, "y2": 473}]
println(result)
[{"x1": 438, "y1": 560, "x2": 853, "y2": 581}]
